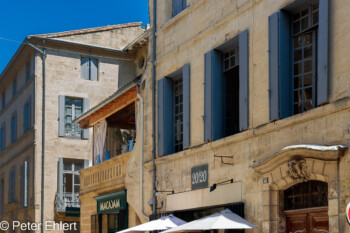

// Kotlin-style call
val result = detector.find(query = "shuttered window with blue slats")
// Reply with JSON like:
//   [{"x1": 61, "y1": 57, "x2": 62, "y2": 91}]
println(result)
[
  {"x1": 269, "y1": 0, "x2": 328, "y2": 121},
  {"x1": 204, "y1": 30, "x2": 249, "y2": 142},
  {"x1": 158, "y1": 64, "x2": 190, "y2": 156}
]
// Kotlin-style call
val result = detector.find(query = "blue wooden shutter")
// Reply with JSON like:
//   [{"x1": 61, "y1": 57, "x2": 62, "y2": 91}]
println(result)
[
  {"x1": 82, "y1": 98, "x2": 90, "y2": 139},
  {"x1": 268, "y1": 11, "x2": 292, "y2": 120},
  {"x1": 269, "y1": 12, "x2": 280, "y2": 121},
  {"x1": 81, "y1": 57, "x2": 89, "y2": 80},
  {"x1": 172, "y1": 0, "x2": 182, "y2": 17},
  {"x1": 20, "y1": 165, "x2": 24, "y2": 207},
  {"x1": 84, "y1": 159, "x2": 89, "y2": 169},
  {"x1": 28, "y1": 97, "x2": 31, "y2": 130},
  {"x1": 317, "y1": 0, "x2": 329, "y2": 105},
  {"x1": 182, "y1": 64, "x2": 191, "y2": 149},
  {"x1": 90, "y1": 58, "x2": 98, "y2": 81},
  {"x1": 239, "y1": 30, "x2": 249, "y2": 131},
  {"x1": 157, "y1": 78, "x2": 174, "y2": 156},
  {"x1": 204, "y1": 50, "x2": 223, "y2": 142},
  {"x1": 58, "y1": 95, "x2": 65, "y2": 137},
  {"x1": 182, "y1": 0, "x2": 187, "y2": 10},
  {"x1": 23, "y1": 102, "x2": 28, "y2": 132}
]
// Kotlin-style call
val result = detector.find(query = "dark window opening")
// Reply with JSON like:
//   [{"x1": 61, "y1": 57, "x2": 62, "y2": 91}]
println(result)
[
  {"x1": 224, "y1": 66, "x2": 240, "y2": 137},
  {"x1": 174, "y1": 78, "x2": 183, "y2": 152},
  {"x1": 284, "y1": 180, "x2": 328, "y2": 211}
]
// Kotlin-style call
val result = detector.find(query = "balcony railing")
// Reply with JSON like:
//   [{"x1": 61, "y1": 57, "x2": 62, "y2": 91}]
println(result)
[{"x1": 55, "y1": 192, "x2": 80, "y2": 212}]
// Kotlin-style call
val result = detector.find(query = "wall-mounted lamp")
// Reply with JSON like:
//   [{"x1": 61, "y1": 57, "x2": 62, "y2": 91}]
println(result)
[
  {"x1": 209, "y1": 179, "x2": 234, "y2": 192},
  {"x1": 155, "y1": 190, "x2": 174, "y2": 196}
]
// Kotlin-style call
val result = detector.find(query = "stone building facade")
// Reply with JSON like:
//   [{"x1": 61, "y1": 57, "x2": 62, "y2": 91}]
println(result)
[
  {"x1": 140, "y1": 0, "x2": 350, "y2": 232},
  {"x1": 78, "y1": 0, "x2": 350, "y2": 232},
  {"x1": 0, "y1": 23, "x2": 144, "y2": 232}
]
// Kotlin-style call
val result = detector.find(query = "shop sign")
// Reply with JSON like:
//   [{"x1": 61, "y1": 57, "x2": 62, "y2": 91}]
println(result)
[
  {"x1": 347, "y1": 202, "x2": 350, "y2": 224},
  {"x1": 191, "y1": 164, "x2": 208, "y2": 190},
  {"x1": 94, "y1": 190, "x2": 127, "y2": 214}
]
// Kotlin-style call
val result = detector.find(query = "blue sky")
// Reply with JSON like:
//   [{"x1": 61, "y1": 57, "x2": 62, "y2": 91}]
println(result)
[{"x1": 0, "y1": 0, "x2": 149, "y2": 74}]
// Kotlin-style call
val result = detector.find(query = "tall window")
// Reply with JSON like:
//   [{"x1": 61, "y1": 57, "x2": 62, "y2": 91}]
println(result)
[
  {"x1": 23, "y1": 97, "x2": 32, "y2": 133},
  {"x1": 8, "y1": 166, "x2": 15, "y2": 203},
  {"x1": 269, "y1": 0, "x2": 328, "y2": 120},
  {"x1": 12, "y1": 78, "x2": 17, "y2": 98},
  {"x1": 10, "y1": 111, "x2": 17, "y2": 143},
  {"x1": 158, "y1": 64, "x2": 190, "y2": 156},
  {"x1": 292, "y1": 3, "x2": 319, "y2": 114},
  {"x1": 174, "y1": 78, "x2": 183, "y2": 152},
  {"x1": 62, "y1": 160, "x2": 83, "y2": 194},
  {"x1": 81, "y1": 57, "x2": 98, "y2": 81},
  {"x1": 0, "y1": 123, "x2": 5, "y2": 152},
  {"x1": 1, "y1": 92, "x2": 5, "y2": 110},
  {"x1": 204, "y1": 30, "x2": 249, "y2": 142},
  {"x1": 65, "y1": 98, "x2": 83, "y2": 138}
]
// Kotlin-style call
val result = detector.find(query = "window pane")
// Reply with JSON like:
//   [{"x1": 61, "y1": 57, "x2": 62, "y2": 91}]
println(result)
[
  {"x1": 304, "y1": 60, "x2": 312, "y2": 73},
  {"x1": 304, "y1": 101, "x2": 313, "y2": 111},
  {"x1": 65, "y1": 107, "x2": 72, "y2": 115},
  {"x1": 304, "y1": 88, "x2": 313, "y2": 101},
  {"x1": 294, "y1": 76, "x2": 302, "y2": 89},
  {"x1": 63, "y1": 173, "x2": 73, "y2": 193},
  {"x1": 301, "y1": 8, "x2": 309, "y2": 17},
  {"x1": 304, "y1": 74, "x2": 312, "y2": 86},
  {"x1": 294, "y1": 36, "x2": 302, "y2": 48},
  {"x1": 293, "y1": 21, "x2": 300, "y2": 34},
  {"x1": 294, "y1": 90, "x2": 302, "y2": 103},
  {"x1": 294, "y1": 104, "x2": 302, "y2": 114},
  {"x1": 74, "y1": 175, "x2": 80, "y2": 184},
  {"x1": 304, "y1": 33, "x2": 312, "y2": 45},
  {"x1": 294, "y1": 63, "x2": 302, "y2": 75},
  {"x1": 74, "y1": 162, "x2": 84, "y2": 171},
  {"x1": 63, "y1": 161, "x2": 73, "y2": 171},
  {"x1": 74, "y1": 185, "x2": 80, "y2": 194},
  {"x1": 304, "y1": 46, "x2": 312, "y2": 59},
  {"x1": 294, "y1": 49, "x2": 302, "y2": 61},
  {"x1": 301, "y1": 17, "x2": 309, "y2": 31}
]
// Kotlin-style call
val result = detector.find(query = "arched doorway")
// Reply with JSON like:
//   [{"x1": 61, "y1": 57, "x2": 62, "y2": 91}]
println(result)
[{"x1": 283, "y1": 181, "x2": 329, "y2": 233}]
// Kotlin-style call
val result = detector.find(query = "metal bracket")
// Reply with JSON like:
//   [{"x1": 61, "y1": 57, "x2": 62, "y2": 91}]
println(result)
[{"x1": 214, "y1": 154, "x2": 234, "y2": 166}]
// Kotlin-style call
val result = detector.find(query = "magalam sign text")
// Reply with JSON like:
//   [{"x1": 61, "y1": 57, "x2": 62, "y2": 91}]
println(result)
[{"x1": 94, "y1": 190, "x2": 127, "y2": 214}]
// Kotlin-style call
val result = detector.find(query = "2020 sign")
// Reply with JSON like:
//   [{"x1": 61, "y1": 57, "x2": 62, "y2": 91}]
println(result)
[{"x1": 191, "y1": 164, "x2": 208, "y2": 190}]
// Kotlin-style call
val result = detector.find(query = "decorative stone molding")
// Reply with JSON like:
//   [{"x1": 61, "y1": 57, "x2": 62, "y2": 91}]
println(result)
[
  {"x1": 287, "y1": 159, "x2": 310, "y2": 182},
  {"x1": 250, "y1": 144, "x2": 347, "y2": 175}
]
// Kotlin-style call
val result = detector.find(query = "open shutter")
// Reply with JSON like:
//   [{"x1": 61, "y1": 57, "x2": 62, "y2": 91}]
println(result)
[
  {"x1": 84, "y1": 159, "x2": 89, "y2": 169},
  {"x1": 82, "y1": 98, "x2": 90, "y2": 139},
  {"x1": 269, "y1": 12, "x2": 280, "y2": 121},
  {"x1": 317, "y1": 0, "x2": 329, "y2": 105},
  {"x1": 239, "y1": 30, "x2": 249, "y2": 131},
  {"x1": 204, "y1": 50, "x2": 223, "y2": 142},
  {"x1": 182, "y1": 64, "x2": 190, "y2": 149},
  {"x1": 20, "y1": 165, "x2": 24, "y2": 207},
  {"x1": 182, "y1": 0, "x2": 187, "y2": 9},
  {"x1": 58, "y1": 95, "x2": 65, "y2": 137},
  {"x1": 268, "y1": 11, "x2": 292, "y2": 120},
  {"x1": 172, "y1": 0, "x2": 182, "y2": 17},
  {"x1": 90, "y1": 58, "x2": 98, "y2": 81},
  {"x1": 157, "y1": 78, "x2": 174, "y2": 156},
  {"x1": 28, "y1": 97, "x2": 31, "y2": 130},
  {"x1": 58, "y1": 158, "x2": 63, "y2": 195},
  {"x1": 25, "y1": 160, "x2": 29, "y2": 207},
  {"x1": 81, "y1": 57, "x2": 89, "y2": 80}
]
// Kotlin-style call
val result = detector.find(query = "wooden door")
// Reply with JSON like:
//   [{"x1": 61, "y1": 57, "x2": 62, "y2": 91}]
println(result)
[{"x1": 284, "y1": 207, "x2": 329, "y2": 233}]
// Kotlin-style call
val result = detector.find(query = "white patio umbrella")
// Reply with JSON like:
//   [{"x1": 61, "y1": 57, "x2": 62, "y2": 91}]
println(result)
[
  {"x1": 116, "y1": 214, "x2": 186, "y2": 233},
  {"x1": 160, "y1": 209, "x2": 256, "y2": 232}
]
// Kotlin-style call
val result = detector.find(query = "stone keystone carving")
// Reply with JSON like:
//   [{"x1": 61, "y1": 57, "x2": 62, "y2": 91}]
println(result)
[{"x1": 287, "y1": 159, "x2": 310, "y2": 181}]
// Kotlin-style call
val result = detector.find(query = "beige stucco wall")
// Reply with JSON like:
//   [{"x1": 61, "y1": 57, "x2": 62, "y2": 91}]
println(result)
[{"x1": 124, "y1": 0, "x2": 350, "y2": 232}]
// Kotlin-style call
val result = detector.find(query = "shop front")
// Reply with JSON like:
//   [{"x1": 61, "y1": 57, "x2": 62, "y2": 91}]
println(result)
[{"x1": 92, "y1": 190, "x2": 128, "y2": 233}]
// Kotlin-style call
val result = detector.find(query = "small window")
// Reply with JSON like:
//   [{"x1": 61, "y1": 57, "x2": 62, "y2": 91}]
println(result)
[
  {"x1": 81, "y1": 57, "x2": 98, "y2": 81},
  {"x1": 172, "y1": 0, "x2": 187, "y2": 17},
  {"x1": 64, "y1": 98, "x2": 83, "y2": 138},
  {"x1": 0, "y1": 122, "x2": 5, "y2": 152},
  {"x1": 25, "y1": 62, "x2": 31, "y2": 82},
  {"x1": 23, "y1": 97, "x2": 32, "y2": 133},
  {"x1": 11, "y1": 111, "x2": 17, "y2": 143},
  {"x1": 1, "y1": 92, "x2": 5, "y2": 110},
  {"x1": 62, "y1": 159, "x2": 83, "y2": 194},
  {"x1": 12, "y1": 78, "x2": 17, "y2": 97},
  {"x1": 8, "y1": 166, "x2": 16, "y2": 203}
]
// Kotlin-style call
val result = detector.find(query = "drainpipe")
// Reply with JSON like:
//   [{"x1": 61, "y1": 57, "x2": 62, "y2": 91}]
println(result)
[
  {"x1": 26, "y1": 38, "x2": 46, "y2": 233},
  {"x1": 152, "y1": 0, "x2": 157, "y2": 216},
  {"x1": 136, "y1": 85, "x2": 149, "y2": 220}
]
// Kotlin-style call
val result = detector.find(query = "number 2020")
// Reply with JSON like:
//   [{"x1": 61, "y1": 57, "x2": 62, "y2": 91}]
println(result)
[{"x1": 192, "y1": 170, "x2": 207, "y2": 184}]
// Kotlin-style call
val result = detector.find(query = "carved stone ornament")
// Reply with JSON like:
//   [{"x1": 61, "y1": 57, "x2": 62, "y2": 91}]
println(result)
[{"x1": 287, "y1": 159, "x2": 310, "y2": 181}]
